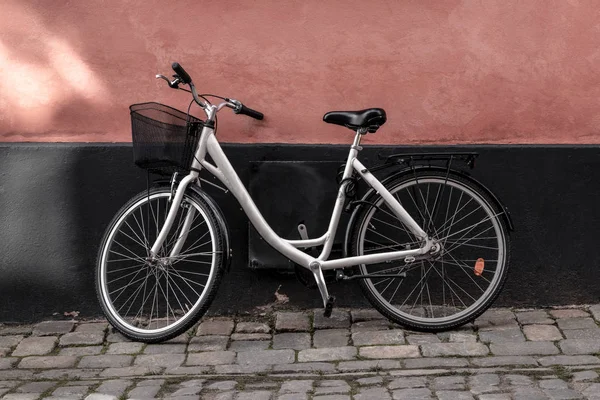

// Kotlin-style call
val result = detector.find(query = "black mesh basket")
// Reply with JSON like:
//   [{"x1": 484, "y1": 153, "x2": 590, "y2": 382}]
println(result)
[{"x1": 130, "y1": 102, "x2": 203, "y2": 175}]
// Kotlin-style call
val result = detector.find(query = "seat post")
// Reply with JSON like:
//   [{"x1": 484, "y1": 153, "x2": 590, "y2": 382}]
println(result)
[{"x1": 352, "y1": 129, "x2": 364, "y2": 149}]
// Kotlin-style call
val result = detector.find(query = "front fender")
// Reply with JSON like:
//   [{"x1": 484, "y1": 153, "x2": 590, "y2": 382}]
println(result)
[{"x1": 153, "y1": 179, "x2": 232, "y2": 272}]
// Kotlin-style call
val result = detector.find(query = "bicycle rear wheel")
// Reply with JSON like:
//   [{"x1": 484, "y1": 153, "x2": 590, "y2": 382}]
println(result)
[
  {"x1": 96, "y1": 186, "x2": 225, "y2": 342},
  {"x1": 349, "y1": 169, "x2": 510, "y2": 331}
]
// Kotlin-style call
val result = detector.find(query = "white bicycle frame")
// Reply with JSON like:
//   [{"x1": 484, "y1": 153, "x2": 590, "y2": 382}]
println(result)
[{"x1": 150, "y1": 104, "x2": 434, "y2": 306}]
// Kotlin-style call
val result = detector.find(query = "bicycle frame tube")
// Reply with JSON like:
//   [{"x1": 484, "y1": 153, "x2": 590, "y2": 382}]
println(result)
[
  {"x1": 200, "y1": 127, "x2": 432, "y2": 270},
  {"x1": 150, "y1": 116, "x2": 432, "y2": 268}
]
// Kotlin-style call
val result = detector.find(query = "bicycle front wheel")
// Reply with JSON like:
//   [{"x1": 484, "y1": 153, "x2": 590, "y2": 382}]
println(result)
[
  {"x1": 349, "y1": 169, "x2": 510, "y2": 331},
  {"x1": 96, "y1": 186, "x2": 225, "y2": 342}
]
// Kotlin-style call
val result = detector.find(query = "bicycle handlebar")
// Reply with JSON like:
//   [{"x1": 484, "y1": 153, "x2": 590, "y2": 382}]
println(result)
[
  {"x1": 236, "y1": 104, "x2": 264, "y2": 120},
  {"x1": 172, "y1": 62, "x2": 192, "y2": 84},
  {"x1": 160, "y1": 62, "x2": 264, "y2": 120}
]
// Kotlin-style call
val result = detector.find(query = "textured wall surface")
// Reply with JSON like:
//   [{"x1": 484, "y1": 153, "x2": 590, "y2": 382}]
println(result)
[{"x1": 2, "y1": 0, "x2": 600, "y2": 144}]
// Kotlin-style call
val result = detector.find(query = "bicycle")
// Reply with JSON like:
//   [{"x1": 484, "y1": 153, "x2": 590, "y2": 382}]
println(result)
[{"x1": 96, "y1": 62, "x2": 513, "y2": 343}]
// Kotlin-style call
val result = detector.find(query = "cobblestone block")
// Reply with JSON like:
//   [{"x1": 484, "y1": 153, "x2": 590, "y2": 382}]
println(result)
[
  {"x1": 432, "y1": 376, "x2": 465, "y2": 390},
  {"x1": 105, "y1": 330, "x2": 129, "y2": 343},
  {"x1": 388, "y1": 377, "x2": 427, "y2": 389},
  {"x1": 32, "y1": 321, "x2": 75, "y2": 336},
  {"x1": 75, "y1": 322, "x2": 106, "y2": 331},
  {"x1": 0, "y1": 358, "x2": 17, "y2": 370},
  {"x1": 478, "y1": 327, "x2": 525, "y2": 343},
  {"x1": 557, "y1": 317, "x2": 598, "y2": 330},
  {"x1": 589, "y1": 305, "x2": 600, "y2": 321},
  {"x1": 490, "y1": 341, "x2": 558, "y2": 356},
  {"x1": 2, "y1": 394, "x2": 40, "y2": 400},
  {"x1": 127, "y1": 385, "x2": 161, "y2": 399},
  {"x1": 406, "y1": 334, "x2": 441, "y2": 344},
  {"x1": 206, "y1": 380, "x2": 237, "y2": 390},
  {"x1": 235, "y1": 322, "x2": 270, "y2": 334},
  {"x1": 359, "y1": 345, "x2": 420, "y2": 359},
  {"x1": 79, "y1": 355, "x2": 132, "y2": 369},
  {"x1": 237, "y1": 349, "x2": 295, "y2": 365},
  {"x1": 572, "y1": 370, "x2": 599, "y2": 381},
  {"x1": 12, "y1": 336, "x2": 56, "y2": 356},
  {"x1": 443, "y1": 333, "x2": 477, "y2": 343},
  {"x1": 52, "y1": 385, "x2": 90, "y2": 398},
  {"x1": 470, "y1": 356, "x2": 537, "y2": 367},
  {"x1": 314, "y1": 380, "x2": 351, "y2": 395},
  {"x1": 134, "y1": 353, "x2": 185, "y2": 368},
  {"x1": 188, "y1": 336, "x2": 229, "y2": 352},
  {"x1": 228, "y1": 340, "x2": 270, "y2": 351},
  {"x1": 144, "y1": 343, "x2": 187, "y2": 354},
  {"x1": 19, "y1": 356, "x2": 77, "y2": 369},
  {"x1": 236, "y1": 391, "x2": 272, "y2": 400},
  {"x1": 313, "y1": 310, "x2": 351, "y2": 329},
  {"x1": 421, "y1": 343, "x2": 489, "y2": 357},
  {"x1": 351, "y1": 320, "x2": 391, "y2": 332},
  {"x1": 298, "y1": 346, "x2": 356, "y2": 362},
  {"x1": 95, "y1": 379, "x2": 132, "y2": 397},
  {"x1": 197, "y1": 319, "x2": 234, "y2": 336},
  {"x1": 538, "y1": 355, "x2": 600, "y2": 366},
  {"x1": 59, "y1": 346, "x2": 103, "y2": 356},
  {"x1": 214, "y1": 364, "x2": 271, "y2": 374},
  {"x1": 275, "y1": 312, "x2": 311, "y2": 332},
  {"x1": 563, "y1": 328, "x2": 600, "y2": 340},
  {"x1": 469, "y1": 374, "x2": 500, "y2": 394},
  {"x1": 272, "y1": 333, "x2": 311, "y2": 350},
  {"x1": 230, "y1": 333, "x2": 271, "y2": 341},
  {"x1": 313, "y1": 329, "x2": 349, "y2": 348},
  {"x1": 354, "y1": 387, "x2": 392, "y2": 400},
  {"x1": 516, "y1": 310, "x2": 553, "y2": 325},
  {"x1": 559, "y1": 339, "x2": 600, "y2": 355},
  {"x1": 187, "y1": 351, "x2": 235, "y2": 365},
  {"x1": 0, "y1": 335, "x2": 24, "y2": 349},
  {"x1": 352, "y1": 309, "x2": 386, "y2": 322},
  {"x1": 523, "y1": 324, "x2": 563, "y2": 341},
  {"x1": 391, "y1": 387, "x2": 432, "y2": 399},
  {"x1": 352, "y1": 330, "x2": 404, "y2": 346},
  {"x1": 0, "y1": 326, "x2": 32, "y2": 336},
  {"x1": 17, "y1": 381, "x2": 58, "y2": 393},
  {"x1": 550, "y1": 309, "x2": 589, "y2": 319},
  {"x1": 59, "y1": 332, "x2": 104, "y2": 346},
  {"x1": 106, "y1": 342, "x2": 144, "y2": 355},
  {"x1": 356, "y1": 376, "x2": 384, "y2": 386},
  {"x1": 279, "y1": 380, "x2": 313, "y2": 393},
  {"x1": 404, "y1": 357, "x2": 469, "y2": 369}
]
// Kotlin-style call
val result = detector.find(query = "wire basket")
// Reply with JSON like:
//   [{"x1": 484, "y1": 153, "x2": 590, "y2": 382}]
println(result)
[{"x1": 130, "y1": 102, "x2": 203, "y2": 175}]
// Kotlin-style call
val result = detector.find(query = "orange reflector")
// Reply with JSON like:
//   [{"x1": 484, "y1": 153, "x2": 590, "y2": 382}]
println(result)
[{"x1": 474, "y1": 258, "x2": 485, "y2": 276}]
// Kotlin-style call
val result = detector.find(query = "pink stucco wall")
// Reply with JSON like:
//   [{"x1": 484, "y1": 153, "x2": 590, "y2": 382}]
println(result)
[{"x1": 1, "y1": 0, "x2": 600, "y2": 144}]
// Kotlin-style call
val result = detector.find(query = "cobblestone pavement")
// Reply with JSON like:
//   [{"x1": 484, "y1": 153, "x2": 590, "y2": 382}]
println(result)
[{"x1": 2, "y1": 306, "x2": 600, "y2": 399}]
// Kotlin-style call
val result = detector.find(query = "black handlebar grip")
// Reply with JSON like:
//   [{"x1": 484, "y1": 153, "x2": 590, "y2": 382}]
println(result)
[
  {"x1": 239, "y1": 104, "x2": 264, "y2": 120},
  {"x1": 172, "y1": 62, "x2": 192, "y2": 84}
]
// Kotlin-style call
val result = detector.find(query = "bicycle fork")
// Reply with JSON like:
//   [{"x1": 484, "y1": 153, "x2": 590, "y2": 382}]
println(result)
[{"x1": 150, "y1": 174, "x2": 198, "y2": 258}]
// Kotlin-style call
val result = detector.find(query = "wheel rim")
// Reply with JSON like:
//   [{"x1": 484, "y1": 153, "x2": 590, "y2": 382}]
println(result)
[
  {"x1": 358, "y1": 176, "x2": 506, "y2": 325},
  {"x1": 99, "y1": 192, "x2": 217, "y2": 335}
]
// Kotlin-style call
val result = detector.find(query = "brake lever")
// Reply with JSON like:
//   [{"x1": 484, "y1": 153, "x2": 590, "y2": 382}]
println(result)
[{"x1": 155, "y1": 74, "x2": 181, "y2": 89}]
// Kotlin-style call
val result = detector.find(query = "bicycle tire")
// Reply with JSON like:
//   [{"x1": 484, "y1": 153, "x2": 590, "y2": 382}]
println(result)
[
  {"x1": 95, "y1": 186, "x2": 225, "y2": 342},
  {"x1": 349, "y1": 169, "x2": 511, "y2": 331}
]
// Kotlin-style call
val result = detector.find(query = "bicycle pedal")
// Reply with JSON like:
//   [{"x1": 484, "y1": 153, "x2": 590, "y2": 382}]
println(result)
[{"x1": 323, "y1": 295, "x2": 336, "y2": 318}]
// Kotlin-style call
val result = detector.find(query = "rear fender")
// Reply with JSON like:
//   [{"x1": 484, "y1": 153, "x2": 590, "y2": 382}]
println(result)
[{"x1": 342, "y1": 165, "x2": 514, "y2": 258}]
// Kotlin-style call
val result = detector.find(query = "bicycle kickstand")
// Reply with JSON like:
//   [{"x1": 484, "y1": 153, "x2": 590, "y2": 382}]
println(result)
[{"x1": 309, "y1": 261, "x2": 336, "y2": 318}]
